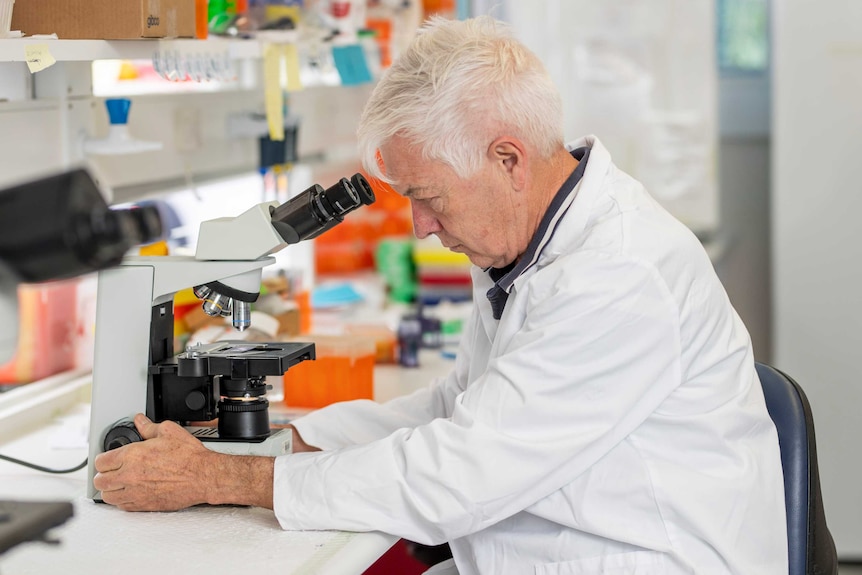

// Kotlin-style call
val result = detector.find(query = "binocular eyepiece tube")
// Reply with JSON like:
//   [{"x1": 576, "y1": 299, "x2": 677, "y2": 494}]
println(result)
[
  {"x1": 190, "y1": 173, "x2": 375, "y2": 333},
  {"x1": 270, "y1": 173, "x2": 375, "y2": 245}
]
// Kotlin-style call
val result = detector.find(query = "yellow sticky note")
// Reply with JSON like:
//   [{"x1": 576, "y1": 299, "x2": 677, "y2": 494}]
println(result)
[
  {"x1": 263, "y1": 43, "x2": 284, "y2": 141},
  {"x1": 282, "y1": 44, "x2": 302, "y2": 92},
  {"x1": 24, "y1": 44, "x2": 57, "y2": 74}
]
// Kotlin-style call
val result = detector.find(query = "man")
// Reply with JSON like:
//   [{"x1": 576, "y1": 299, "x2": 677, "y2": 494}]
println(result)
[{"x1": 94, "y1": 16, "x2": 788, "y2": 574}]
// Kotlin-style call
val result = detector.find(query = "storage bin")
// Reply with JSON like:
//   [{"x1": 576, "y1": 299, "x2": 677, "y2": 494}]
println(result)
[
  {"x1": 281, "y1": 334, "x2": 375, "y2": 408},
  {"x1": 0, "y1": 279, "x2": 77, "y2": 384}
]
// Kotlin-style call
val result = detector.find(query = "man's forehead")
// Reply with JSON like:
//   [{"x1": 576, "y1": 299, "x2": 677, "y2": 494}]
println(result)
[{"x1": 379, "y1": 149, "x2": 432, "y2": 192}]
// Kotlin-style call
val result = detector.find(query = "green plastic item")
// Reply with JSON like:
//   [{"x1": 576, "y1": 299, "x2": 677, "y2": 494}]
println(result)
[{"x1": 375, "y1": 238, "x2": 416, "y2": 303}]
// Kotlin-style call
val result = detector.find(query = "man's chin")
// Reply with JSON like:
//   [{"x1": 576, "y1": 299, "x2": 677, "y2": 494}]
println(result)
[
  {"x1": 447, "y1": 246, "x2": 493, "y2": 268},
  {"x1": 466, "y1": 254, "x2": 492, "y2": 268}
]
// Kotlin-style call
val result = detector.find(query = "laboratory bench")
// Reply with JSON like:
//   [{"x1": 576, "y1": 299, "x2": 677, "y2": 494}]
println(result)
[{"x1": 0, "y1": 350, "x2": 454, "y2": 574}]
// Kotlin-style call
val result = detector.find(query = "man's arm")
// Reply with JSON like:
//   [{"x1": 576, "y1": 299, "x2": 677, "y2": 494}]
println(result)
[{"x1": 93, "y1": 414, "x2": 275, "y2": 512}]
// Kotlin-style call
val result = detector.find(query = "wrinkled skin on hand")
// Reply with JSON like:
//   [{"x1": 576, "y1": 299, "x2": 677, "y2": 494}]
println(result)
[{"x1": 93, "y1": 414, "x2": 274, "y2": 512}]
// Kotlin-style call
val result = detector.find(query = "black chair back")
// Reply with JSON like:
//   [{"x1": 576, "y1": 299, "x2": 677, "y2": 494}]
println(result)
[{"x1": 756, "y1": 362, "x2": 838, "y2": 575}]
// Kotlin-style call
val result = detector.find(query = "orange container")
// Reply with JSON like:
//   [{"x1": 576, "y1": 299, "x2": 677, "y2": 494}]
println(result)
[
  {"x1": 195, "y1": 0, "x2": 209, "y2": 39},
  {"x1": 344, "y1": 324, "x2": 397, "y2": 363},
  {"x1": 282, "y1": 335, "x2": 375, "y2": 409},
  {"x1": 295, "y1": 290, "x2": 311, "y2": 334},
  {"x1": 0, "y1": 279, "x2": 78, "y2": 384},
  {"x1": 365, "y1": 18, "x2": 392, "y2": 67}
]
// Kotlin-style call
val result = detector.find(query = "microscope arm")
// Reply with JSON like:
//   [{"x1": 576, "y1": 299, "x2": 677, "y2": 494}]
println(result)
[
  {"x1": 194, "y1": 203, "x2": 283, "y2": 262},
  {"x1": 194, "y1": 174, "x2": 375, "y2": 263}
]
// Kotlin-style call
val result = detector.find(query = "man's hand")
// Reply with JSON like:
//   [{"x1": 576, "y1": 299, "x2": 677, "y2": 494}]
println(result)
[{"x1": 93, "y1": 414, "x2": 274, "y2": 512}]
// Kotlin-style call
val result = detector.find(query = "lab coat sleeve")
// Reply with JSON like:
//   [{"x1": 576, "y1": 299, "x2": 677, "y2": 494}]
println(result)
[
  {"x1": 289, "y1": 313, "x2": 479, "y2": 450},
  {"x1": 274, "y1": 252, "x2": 682, "y2": 544}
]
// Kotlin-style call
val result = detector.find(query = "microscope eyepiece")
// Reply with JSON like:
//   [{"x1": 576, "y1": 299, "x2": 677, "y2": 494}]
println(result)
[
  {"x1": 318, "y1": 178, "x2": 360, "y2": 219},
  {"x1": 269, "y1": 173, "x2": 375, "y2": 245},
  {"x1": 350, "y1": 173, "x2": 376, "y2": 206}
]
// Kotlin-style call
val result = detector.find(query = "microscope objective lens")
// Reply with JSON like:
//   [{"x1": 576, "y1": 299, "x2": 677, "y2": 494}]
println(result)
[
  {"x1": 202, "y1": 292, "x2": 231, "y2": 317},
  {"x1": 219, "y1": 298, "x2": 234, "y2": 317},
  {"x1": 232, "y1": 300, "x2": 251, "y2": 331},
  {"x1": 193, "y1": 285, "x2": 212, "y2": 300}
]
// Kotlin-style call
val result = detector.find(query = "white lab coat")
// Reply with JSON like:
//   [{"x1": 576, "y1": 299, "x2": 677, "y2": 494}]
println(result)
[{"x1": 274, "y1": 136, "x2": 788, "y2": 575}]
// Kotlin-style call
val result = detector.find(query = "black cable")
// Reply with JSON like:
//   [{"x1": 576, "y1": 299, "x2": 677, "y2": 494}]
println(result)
[{"x1": 0, "y1": 453, "x2": 87, "y2": 474}]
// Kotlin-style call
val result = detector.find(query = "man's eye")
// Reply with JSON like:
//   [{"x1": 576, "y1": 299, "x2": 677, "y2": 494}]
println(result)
[{"x1": 413, "y1": 196, "x2": 443, "y2": 212}]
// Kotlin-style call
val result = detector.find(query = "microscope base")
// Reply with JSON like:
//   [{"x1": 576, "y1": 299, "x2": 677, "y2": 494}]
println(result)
[{"x1": 188, "y1": 427, "x2": 294, "y2": 457}]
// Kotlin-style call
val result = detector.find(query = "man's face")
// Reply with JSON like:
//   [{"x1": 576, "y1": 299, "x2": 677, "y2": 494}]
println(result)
[{"x1": 380, "y1": 137, "x2": 521, "y2": 270}]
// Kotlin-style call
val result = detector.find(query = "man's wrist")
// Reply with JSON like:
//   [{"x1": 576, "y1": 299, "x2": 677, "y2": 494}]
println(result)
[{"x1": 204, "y1": 451, "x2": 275, "y2": 509}]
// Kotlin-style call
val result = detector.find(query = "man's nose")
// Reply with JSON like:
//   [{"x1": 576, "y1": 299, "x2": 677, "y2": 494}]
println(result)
[{"x1": 411, "y1": 202, "x2": 441, "y2": 239}]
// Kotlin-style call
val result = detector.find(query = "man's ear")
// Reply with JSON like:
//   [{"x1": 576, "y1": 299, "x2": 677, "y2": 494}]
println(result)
[{"x1": 488, "y1": 137, "x2": 527, "y2": 190}]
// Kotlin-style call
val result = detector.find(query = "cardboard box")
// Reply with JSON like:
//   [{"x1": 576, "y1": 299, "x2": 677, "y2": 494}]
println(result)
[{"x1": 11, "y1": 0, "x2": 195, "y2": 39}]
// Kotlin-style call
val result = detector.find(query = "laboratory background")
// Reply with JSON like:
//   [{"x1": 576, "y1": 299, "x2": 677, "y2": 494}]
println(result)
[{"x1": 0, "y1": 0, "x2": 860, "y2": 573}]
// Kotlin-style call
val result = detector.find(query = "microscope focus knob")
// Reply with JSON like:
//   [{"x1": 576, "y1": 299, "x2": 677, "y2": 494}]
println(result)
[{"x1": 104, "y1": 419, "x2": 144, "y2": 451}]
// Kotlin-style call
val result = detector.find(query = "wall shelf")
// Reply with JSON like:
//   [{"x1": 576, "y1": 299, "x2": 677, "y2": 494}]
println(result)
[{"x1": 0, "y1": 35, "x2": 298, "y2": 64}]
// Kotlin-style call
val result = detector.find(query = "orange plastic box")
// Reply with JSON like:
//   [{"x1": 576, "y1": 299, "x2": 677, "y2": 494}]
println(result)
[
  {"x1": 281, "y1": 334, "x2": 375, "y2": 409},
  {"x1": 0, "y1": 279, "x2": 78, "y2": 384},
  {"x1": 344, "y1": 324, "x2": 397, "y2": 364}
]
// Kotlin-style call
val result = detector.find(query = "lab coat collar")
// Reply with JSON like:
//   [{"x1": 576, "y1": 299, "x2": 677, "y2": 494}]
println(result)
[
  {"x1": 509, "y1": 135, "x2": 614, "y2": 292},
  {"x1": 483, "y1": 146, "x2": 590, "y2": 319},
  {"x1": 512, "y1": 134, "x2": 613, "y2": 276},
  {"x1": 554, "y1": 135, "x2": 613, "y2": 249},
  {"x1": 474, "y1": 136, "x2": 612, "y2": 339}
]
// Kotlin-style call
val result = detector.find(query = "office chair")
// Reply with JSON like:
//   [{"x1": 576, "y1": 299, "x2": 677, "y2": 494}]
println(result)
[{"x1": 755, "y1": 362, "x2": 839, "y2": 575}]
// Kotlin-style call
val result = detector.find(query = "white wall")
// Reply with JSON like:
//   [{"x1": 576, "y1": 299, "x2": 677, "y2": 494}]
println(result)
[
  {"x1": 773, "y1": 0, "x2": 862, "y2": 558},
  {"x1": 714, "y1": 17, "x2": 773, "y2": 363},
  {"x1": 498, "y1": 0, "x2": 719, "y2": 234}
]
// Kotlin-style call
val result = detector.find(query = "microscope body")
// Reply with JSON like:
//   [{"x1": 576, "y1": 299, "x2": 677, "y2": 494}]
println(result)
[
  {"x1": 85, "y1": 256, "x2": 309, "y2": 500},
  {"x1": 86, "y1": 174, "x2": 376, "y2": 501}
]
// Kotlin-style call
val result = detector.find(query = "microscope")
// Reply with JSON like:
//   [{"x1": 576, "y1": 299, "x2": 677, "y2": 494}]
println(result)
[{"x1": 85, "y1": 173, "x2": 375, "y2": 501}]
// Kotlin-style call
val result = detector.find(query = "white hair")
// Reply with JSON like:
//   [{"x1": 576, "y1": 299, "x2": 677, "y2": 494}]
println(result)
[{"x1": 357, "y1": 15, "x2": 565, "y2": 183}]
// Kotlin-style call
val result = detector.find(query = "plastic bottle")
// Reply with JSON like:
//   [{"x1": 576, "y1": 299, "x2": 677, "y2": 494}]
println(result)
[{"x1": 397, "y1": 316, "x2": 422, "y2": 368}]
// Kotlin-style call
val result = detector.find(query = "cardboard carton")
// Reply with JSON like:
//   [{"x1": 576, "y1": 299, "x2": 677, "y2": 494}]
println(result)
[{"x1": 11, "y1": 0, "x2": 195, "y2": 39}]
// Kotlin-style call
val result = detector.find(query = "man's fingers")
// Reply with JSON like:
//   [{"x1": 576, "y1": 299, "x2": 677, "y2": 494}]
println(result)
[
  {"x1": 93, "y1": 449, "x2": 121, "y2": 473},
  {"x1": 98, "y1": 484, "x2": 133, "y2": 507},
  {"x1": 93, "y1": 469, "x2": 126, "y2": 494},
  {"x1": 134, "y1": 413, "x2": 159, "y2": 439}
]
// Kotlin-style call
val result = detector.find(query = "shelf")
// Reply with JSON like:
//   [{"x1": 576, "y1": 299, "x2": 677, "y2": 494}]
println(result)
[
  {"x1": 0, "y1": 35, "x2": 299, "y2": 64},
  {"x1": 0, "y1": 369, "x2": 91, "y2": 441}
]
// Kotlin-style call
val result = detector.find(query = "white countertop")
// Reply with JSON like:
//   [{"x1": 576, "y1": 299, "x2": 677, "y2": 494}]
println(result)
[
  {"x1": 0, "y1": 351, "x2": 454, "y2": 573},
  {"x1": 2, "y1": 501, "x2": 396, "y2": 575},
  {"x1": 0, "y1": 399, "x2": 396, "y2": 574},
  {"x1": 371, "y1": 349, "x2": 455, "y2": 404}
]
